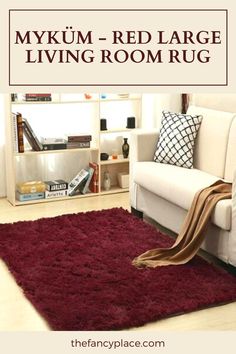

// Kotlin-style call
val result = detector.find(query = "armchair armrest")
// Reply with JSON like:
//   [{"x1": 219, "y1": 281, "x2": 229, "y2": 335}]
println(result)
[
  {"x1": 130, "y1": 129, "x2": 159, "y2": 163},
  {"x1": 129, "y1": 129, "x2": 159, "y2": 208}
]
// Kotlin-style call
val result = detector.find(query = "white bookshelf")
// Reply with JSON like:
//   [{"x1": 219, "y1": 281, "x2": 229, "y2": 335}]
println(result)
[{"x1": 5, "y1": 93, "x2": 142, "y2": 206}]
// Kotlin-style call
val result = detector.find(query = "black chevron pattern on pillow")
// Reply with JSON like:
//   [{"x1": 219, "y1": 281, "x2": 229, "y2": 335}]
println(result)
[{"x1": 154, "y1": 111, "x2": 202, "y2": 168}]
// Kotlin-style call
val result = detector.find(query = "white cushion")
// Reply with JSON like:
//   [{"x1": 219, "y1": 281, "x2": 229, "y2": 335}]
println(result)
[
  {"x1": 134, "y1": 162, "x2": 231, "y2": 230},
  {"x1": 154, "y1": 111, "x2": 202, "y2": 168}
]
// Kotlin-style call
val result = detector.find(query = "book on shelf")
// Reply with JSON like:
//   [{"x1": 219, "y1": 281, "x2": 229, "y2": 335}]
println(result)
[
  {"x1": 42, "y1": 142, "x2": 67, "y2": 150},
  {"x1": 45, "y1": 190, "x2": 68, "y2": 199},
  {"x1": 44, "y1": 179, "x2": 68, "y2": 192},
  {"x1": 25, "y1": 97, "x2": 52, "y2": 102},
  {"x1": 67, "y1": 141, "x2": 90, "y2": 149},
  {"x1": 16, "y1": 112, "x2": 24, "y2": 153},
  {"x1": 22, "y1": 118, "x2": 43, "y2": 151},
  {"x1": 79, "y1": 166, "x2": 95, "y2": 194},
  {"x1": 89, "y1": 162, "x2": 99, "y2": 193},
  {"x1": 16, "y1": 191, "x2": 45, "y2": 202},
  {"x1": 12, "y1": 113, "x2": 18, "y2": 152},
  {"x1": 41, "y1": 137, "x2": 67, "y2": 145},
  {"x1": 16, "y1": 181, "x2": 46, "y2": 194},
  {"x1": 67, "y1": 135, "x2": 92, "y2": 142},
  {"x1": 68, "y1": 169, "x2": 89, "y2": 196},
  {"x1": 25, "y1": 93, "x2": 51, "y2": 97},
  {"x1": 41, "y1": 137, "x2": 67, "y2": 150}
]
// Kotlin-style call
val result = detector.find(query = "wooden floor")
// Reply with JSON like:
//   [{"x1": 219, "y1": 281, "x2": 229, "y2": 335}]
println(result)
[{"x1": 0, "y1": 193, "x2": 236, "y2": 331}]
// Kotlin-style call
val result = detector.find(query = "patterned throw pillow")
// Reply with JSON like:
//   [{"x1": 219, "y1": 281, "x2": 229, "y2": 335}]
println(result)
[{"x1": 154, "y1": 111, "x2": 202, "y2": 168}]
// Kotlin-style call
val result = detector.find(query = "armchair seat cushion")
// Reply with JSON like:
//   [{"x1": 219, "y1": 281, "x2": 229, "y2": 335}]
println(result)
[{"x1": 133, "y1": 162, "x2": 231, "y2": 230}]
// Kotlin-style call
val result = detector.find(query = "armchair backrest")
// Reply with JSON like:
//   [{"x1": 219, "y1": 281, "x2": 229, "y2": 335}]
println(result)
[
  {"x1": 187, "y1": 105, "x2": 235, "y2": 179},
  {"x1": 224, "y1": 117, "x2": 236, "y2": 182}
]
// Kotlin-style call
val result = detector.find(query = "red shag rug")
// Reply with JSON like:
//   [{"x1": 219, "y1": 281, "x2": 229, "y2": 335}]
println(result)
[{"x1": 0, "y1": 208, "x2": 236, "y2": 330}]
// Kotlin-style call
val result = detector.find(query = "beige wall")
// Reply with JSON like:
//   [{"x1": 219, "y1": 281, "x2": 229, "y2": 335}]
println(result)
[
  {"x1": 190, "y1": 94, "x2": 236, "y2": 112},
  {"x1": 0, "y1": 95, "x2": 6, "y2": 197},
  {"x1": 142, "y1": 94, "x2": 181, "y2": 129}
]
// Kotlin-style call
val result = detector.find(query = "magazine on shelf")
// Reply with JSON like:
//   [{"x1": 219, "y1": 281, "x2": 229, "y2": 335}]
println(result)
[
  {"x1": 79, "y1": 166, "x2": 95, "y2": 194},
  {"x1": 68, "y1": 169, "x2": 90, "y2": 196}
]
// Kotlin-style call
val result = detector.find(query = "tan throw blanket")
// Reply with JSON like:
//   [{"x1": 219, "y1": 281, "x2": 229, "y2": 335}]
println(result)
[{"x1": 132, "y1": 180, "x2": 232, "y2": 268}]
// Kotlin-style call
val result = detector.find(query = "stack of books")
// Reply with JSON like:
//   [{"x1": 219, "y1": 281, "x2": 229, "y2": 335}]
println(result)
[
  {"x1": 44, "y1": 179, "x2": 68, "y2": 198},
  {"x1": 67, "y1": 135, "x2": 92, "y2": 149},
  {"x1": 24, "y1": 93, "x2": 52, "y2": 102},
  {"x1": 16, "y1": 181, "x2": 46, "y2": 201}
]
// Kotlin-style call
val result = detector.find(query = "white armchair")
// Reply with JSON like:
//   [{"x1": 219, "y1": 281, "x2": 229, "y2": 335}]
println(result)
[{"x1": 130, "y1": 107, "x2": 236, "y2": 267}]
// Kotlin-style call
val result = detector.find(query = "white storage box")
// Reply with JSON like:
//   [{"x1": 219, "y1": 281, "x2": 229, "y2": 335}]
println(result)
[{"x1": 117, "y1": 172, "x2": 129, "y2": 189}]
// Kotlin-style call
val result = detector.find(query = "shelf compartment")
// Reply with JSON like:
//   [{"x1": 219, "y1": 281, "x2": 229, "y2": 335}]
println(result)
[
  {"x1": 100, "y1": 161, "x2": 129, "y2": 192},
  {"x1": 14, "y1": 188, "x2": 129, "y2": 205},
  {"x1": 100, "y1": 94, "x2": 141, "y2": 102},
  {"x1": 100, "y1": 98, "x2": 140, "y2": 103},
  {"x1": 6, "y1": 93, "x2": 141, "y2": 206},
  {"x1": 12, "y1": 100, "x2": 100, "y2": 105},
  {"x1": 14, "y1": 192, "x2": 98, "y2": 206},
  {"x1": 14, "y1": 147, "x2": 99, "y2": 156},
  {"x1": 100, "y1": 186, "x2": 129, "y2": 194},
  {"x1": 100, "y1": 128, "x2": 133, "y2": 134},
  {"x1": 100, "y1": 156, "x2": 129, "y2": 165},
  {"x1": 100, "y1": 99, "x2": 140, "y2": 132}
]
